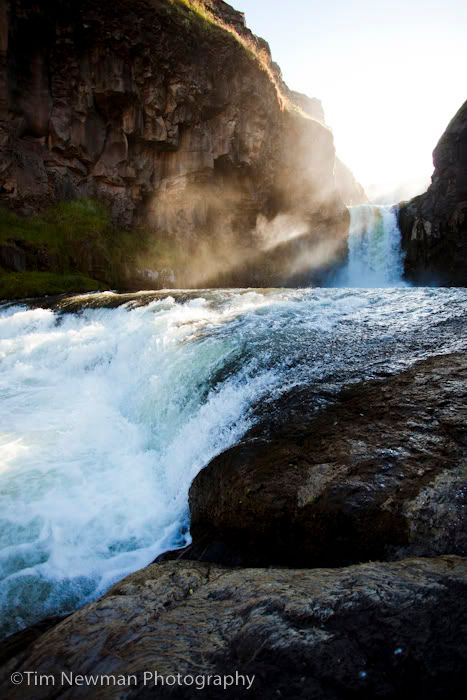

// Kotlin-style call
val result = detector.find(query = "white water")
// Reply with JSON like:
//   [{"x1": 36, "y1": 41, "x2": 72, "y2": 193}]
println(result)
[
  {"x1": 336, "y1": 205, "x2": 406, "y2": 287},
  {"x1": 1, "y1": 288, "x2": 466, "y2": 637}
]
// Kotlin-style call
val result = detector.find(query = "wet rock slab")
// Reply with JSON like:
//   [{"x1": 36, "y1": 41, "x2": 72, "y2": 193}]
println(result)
[
  {"x1": 1, "y1": 557, "x2": 466, "y2": 699},
  {"x1": 186, "y1": 352, "x2": 467, "y2": 567}
]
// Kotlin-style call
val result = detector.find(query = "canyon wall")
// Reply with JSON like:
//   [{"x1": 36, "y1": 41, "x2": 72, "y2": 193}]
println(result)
[
  {"x1": 0, "y1": 0, "x2": 364, "y2": 288},
  {"x1": 399, "y1": 100, "x2": 467, "y2": 285}
]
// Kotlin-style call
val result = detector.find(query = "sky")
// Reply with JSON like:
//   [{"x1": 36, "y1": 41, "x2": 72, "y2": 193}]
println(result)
[{"x1": 240, "y1": 0, "x2": 467, "y2": 201}]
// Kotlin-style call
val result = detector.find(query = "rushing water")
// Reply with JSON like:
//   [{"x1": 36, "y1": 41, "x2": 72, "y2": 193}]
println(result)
[
  {"x1": 1, "y1": 287, "x2": 466, "y2": 638},
  {"x1": 335, "y1": 205, "x2": 406, "y2": 287}
]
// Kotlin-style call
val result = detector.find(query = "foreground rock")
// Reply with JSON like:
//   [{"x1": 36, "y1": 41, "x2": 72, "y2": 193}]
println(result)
[
  {"x1": 1, "y1": 557, "x2": 466, "y2": 699},
  {"x1": 185, "y1": 352, "x2": 467, "y2": 567},
  {"x1": 399, "y1": 99, "x2": 467, "y2": 284}
]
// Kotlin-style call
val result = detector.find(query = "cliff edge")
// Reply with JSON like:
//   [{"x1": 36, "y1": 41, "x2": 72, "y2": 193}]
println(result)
[
  {"x1": 399, "y1": 100, "x2": 467, "y2": 285},
  {"x1": 0, "y1": 0, "x2": 365, "y2": 290}
]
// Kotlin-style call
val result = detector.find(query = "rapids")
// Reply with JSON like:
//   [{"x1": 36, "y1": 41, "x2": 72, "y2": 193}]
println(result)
[{"x1": 1, "y1": 287, "x2": 466, "y2": 637}]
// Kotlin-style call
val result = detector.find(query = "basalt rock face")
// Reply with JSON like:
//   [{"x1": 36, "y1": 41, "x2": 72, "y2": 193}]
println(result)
[
  {"x1": 0, "y1": 0, "x2": 363, "y2": 286},
  {"x1": 1, "y1": 557, "x2": 466, "y2": 700},
  {"x1": 399, "y1": 100, "x2": 467, "y2": 285},
  {"x1": 183, "y1": 352, "x2": 467, "y2": 568}
]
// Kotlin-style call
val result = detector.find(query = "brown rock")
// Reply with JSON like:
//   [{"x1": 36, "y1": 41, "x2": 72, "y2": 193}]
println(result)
[
  {"x1": 1, "y1": 557, "x2": 465, "y2": 699},
  {"x1": 185, "y1": 352, "x2": 467, "y2": 567}
]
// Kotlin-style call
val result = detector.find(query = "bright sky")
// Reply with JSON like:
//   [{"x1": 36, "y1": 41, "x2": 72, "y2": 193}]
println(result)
[{"x1": 240, "y1": 0, "x2": 467, "y2": 201}]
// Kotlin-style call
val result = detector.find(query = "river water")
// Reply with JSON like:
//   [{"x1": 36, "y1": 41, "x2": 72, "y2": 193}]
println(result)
[{"x1": 1, "y1": 286, "x2": 466, "y2": 637}]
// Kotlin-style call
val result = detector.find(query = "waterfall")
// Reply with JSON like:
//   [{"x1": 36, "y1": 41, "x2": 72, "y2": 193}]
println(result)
[{"x1": 337, "y1": 205, "x2": 406, "y2": 287}]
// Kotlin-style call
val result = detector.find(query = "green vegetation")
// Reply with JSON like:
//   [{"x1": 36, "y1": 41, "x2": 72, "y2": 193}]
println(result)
[
  {"x1": 0, "y1": 272, "x2": 101, "y2": 300},
  {"x1": 165, "y1": 0, "x2": 222, "y2": 35},
  {"x1": 0, "y1": 199, "x2": 185, "y2": 300},
  {"x1": 0, "y1": 200, "x2": 109, "y2": 247},
  {"x1": 0, "y1": 201, "x2": 111, "y2": 299},
  {"x1": 175, "y1": 0, "x2": 215, "y2": 25}
]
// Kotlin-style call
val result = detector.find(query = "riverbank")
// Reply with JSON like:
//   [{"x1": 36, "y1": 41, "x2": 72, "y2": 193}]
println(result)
[{"x1": 0, "y1": 201, "x2": 182, "y2": 299}]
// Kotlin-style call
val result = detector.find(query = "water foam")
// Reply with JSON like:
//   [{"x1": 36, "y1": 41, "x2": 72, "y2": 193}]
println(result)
[
  {"x1": 0, "y1": 294, "x2": 280, "y2": 636},
  {"x1": 1, "y1": 287, "x2": 466, "y2": 636}
]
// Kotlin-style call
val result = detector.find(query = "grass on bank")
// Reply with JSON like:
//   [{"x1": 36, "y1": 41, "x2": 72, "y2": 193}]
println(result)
[
  {"x1": 0, "y1": 200, "x2": 109, "y2": 246},
  {"x1": 170, "y1": 0, "x2": 289, "y2": 109},
  {"x1": 175, "y1": 0, "x2": 214, "y2": 24},
  {"x1": 0, "y1": 201, "x2": 110, "y2": 298},
  {"x1": 0, "y1": 272, "x2": 102, "y2": 300},
  {"x1": 0, "y1": 199, "x2": 185, "y2": 300}
]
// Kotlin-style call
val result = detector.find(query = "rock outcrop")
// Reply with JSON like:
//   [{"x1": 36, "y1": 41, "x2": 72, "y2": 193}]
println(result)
[
  {"x1": 399, "y1": 100, "x2": 467, "y2": 284},
  {"x1": 0, "y1": 0, "x2": 365, "y2": 288},
  {"x1": 1, "y1": 557, "x2": 466, "y2": 699},
  {"x1": 179, "y1": 352, "x2": 467, "y2": 568}
]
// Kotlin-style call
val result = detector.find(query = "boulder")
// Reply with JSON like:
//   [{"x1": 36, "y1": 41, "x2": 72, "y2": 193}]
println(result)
[
  {"x1": 1, "y1": 557, "x2": 466, "y2": 699},
  {"x1": 184, "y1": 352, "x2": 467, "y2": 567}
]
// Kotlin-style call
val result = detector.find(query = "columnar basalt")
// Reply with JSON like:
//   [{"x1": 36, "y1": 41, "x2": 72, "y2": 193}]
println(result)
[{"x1": 0, "y1": 0, "x2": 364, "y2": 287}]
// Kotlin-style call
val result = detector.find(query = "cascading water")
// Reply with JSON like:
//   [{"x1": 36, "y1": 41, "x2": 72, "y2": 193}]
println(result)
[
  {"x1": 1, "y1": 287, "x2": 467, "y2": 638},
  {"x1": 336, "y1": 204, "x2": 406, "y2": 287}
]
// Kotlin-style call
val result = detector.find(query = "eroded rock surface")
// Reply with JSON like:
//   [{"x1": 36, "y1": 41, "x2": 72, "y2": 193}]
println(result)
[
  {"x1": 1, "y1": 557, "x2": 466, "y2": 699},
  {"x1": 399, "y1": 100, "x2": 467, "y2": 284},
  {"x1": 185, "y1": 352, "x2": 467, "y2": 567}
]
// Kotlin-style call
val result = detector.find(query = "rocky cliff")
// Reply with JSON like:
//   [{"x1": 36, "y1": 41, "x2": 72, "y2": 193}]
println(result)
[
  {"x1": 0, "y1": 0, "x2": 365, "y2": 290},
  {"x1": 399, "y1": 100, "x2": 467, "y2": 285}
]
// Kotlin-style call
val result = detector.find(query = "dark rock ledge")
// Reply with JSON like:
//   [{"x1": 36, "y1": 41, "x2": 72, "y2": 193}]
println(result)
[
  {"x1": 1, "y1": 557, "x2": 466, "y2": 700},
  {"x1": 175, "y1": 352, "x2": 467, "y2": 567}
]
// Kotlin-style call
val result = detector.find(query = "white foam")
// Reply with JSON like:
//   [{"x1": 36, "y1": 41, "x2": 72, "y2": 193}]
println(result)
[
  {"x1": 0, "y1": 295, "x2": 280, "y2": 634},
  {"x1": 1, "y1": 287, "x2": 466, "y2": 636}
]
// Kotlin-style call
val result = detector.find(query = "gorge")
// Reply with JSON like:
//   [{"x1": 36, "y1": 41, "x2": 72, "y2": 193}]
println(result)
[
  {"x1": 1, "y1": 1, "x2": 465, "y2": 292},
  {"x1": 0, "y1": 1, "x2": 466, "y2": 699},
  {"x1": 0, "y1": 0, "x2": 364, "y2": 293}
]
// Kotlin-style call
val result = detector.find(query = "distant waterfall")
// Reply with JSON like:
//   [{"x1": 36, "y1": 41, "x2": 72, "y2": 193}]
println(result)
[{"x1": 337, "y1": 205, "x2": 406, "y2": 287}]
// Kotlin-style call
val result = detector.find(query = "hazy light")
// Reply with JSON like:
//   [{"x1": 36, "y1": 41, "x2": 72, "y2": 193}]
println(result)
[{"x1": 241, "y1": 0, "x2": 467, "y2": 201}]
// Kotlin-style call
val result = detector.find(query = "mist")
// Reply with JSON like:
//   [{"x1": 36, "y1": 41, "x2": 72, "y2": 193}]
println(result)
[{"x1": 367, "y1": 178, "x2": 431, "y2": 205}]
